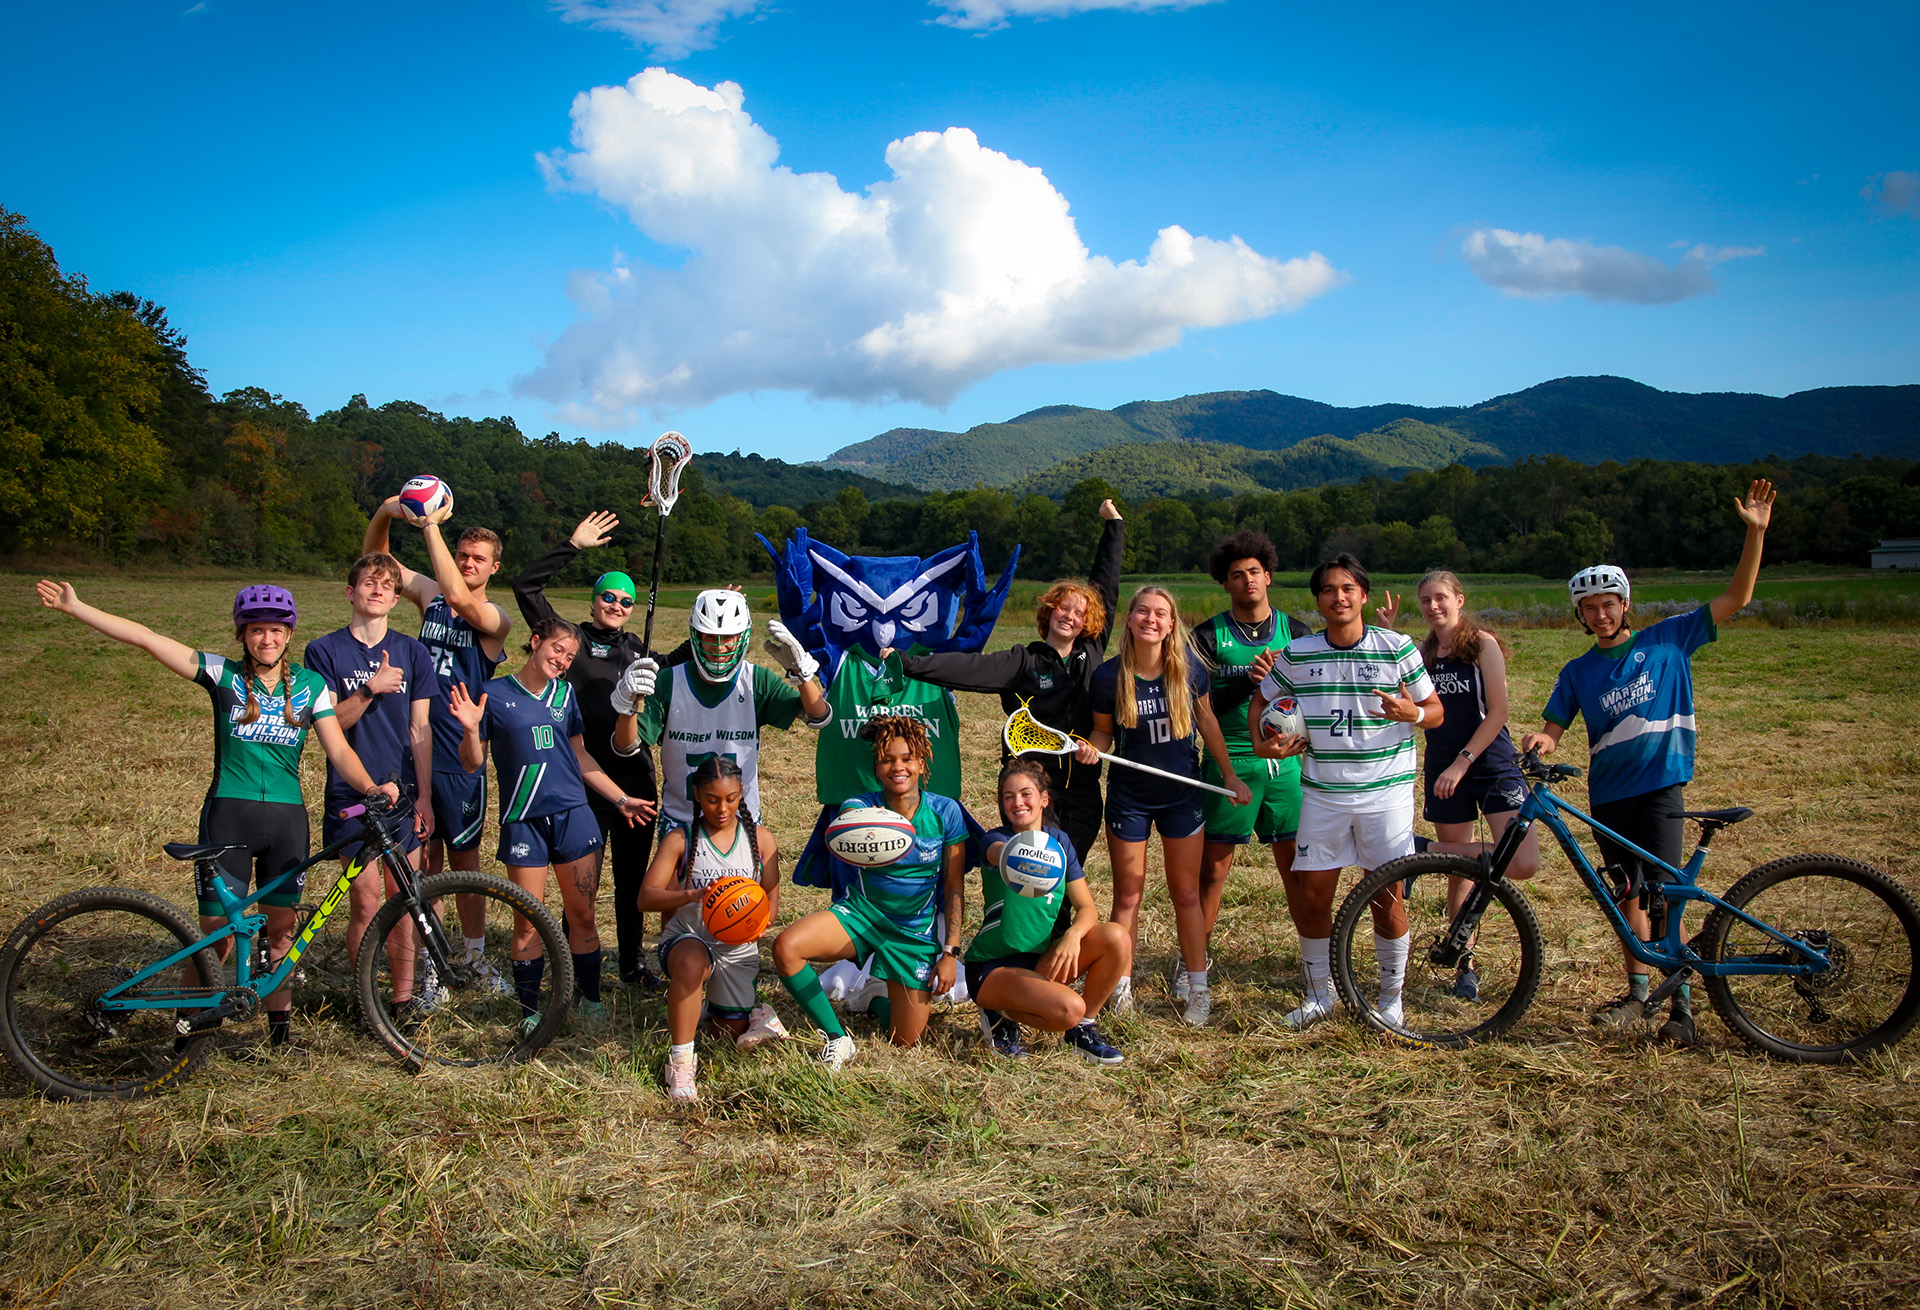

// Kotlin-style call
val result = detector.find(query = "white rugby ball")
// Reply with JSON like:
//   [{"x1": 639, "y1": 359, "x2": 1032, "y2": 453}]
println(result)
[
  {"x1": 1260, "y1": 695, "x2": 1306, "y2": 742},
  {"x1": 825, "y1": 806, "x2": 916, "y2": 867},
  {"x1": 1000, "y1": 830, "x2": 1065, "y2": 897},
  {"x1": 397, "y1": 474, "x2": 452, "y2": 523}
]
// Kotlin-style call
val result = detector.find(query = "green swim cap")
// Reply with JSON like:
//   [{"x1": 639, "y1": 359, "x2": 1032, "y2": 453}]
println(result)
[{"x1": 594, "y1": 571, "x2": 636, "y2": 600}]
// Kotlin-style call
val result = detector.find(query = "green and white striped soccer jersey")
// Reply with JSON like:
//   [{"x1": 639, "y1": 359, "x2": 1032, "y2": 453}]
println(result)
[
  {"x1": 476, "y1": 673, "x2": 588, "y2": 823},
  {"x1": 1257, "y1": 628, "x2": 1433, "y2": 810}
]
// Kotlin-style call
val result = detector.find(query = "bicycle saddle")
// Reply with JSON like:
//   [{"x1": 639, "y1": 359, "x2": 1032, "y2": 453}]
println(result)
[
  {"x1": 163, "y1": 841, "x2": 250, "y2": 862},
  {"x1": 1682, "y1": 808, "x2": 1754, "y2": 828}
]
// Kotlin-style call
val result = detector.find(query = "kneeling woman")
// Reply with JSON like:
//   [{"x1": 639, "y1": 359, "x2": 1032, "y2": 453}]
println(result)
[
  {"x1": 771, "y1": 716, "x2": 968, "y2": 1068},
  {"x1": 449, "y1": 617, "x2": 654, "y2": 1026},
  {"x1": 971, "y1": 760, "x2": 1131, "y2": 1064},
  {"x1": 637, "y1": 757, "x2": 786, "y2": 1101}
]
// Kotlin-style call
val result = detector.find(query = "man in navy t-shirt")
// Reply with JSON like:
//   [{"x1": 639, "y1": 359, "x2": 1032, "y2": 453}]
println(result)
[
  {"x1": 303, "y1": 553, "x2": 437, "y2": 998},
  {"x1": 1521, "y1": 478, "x2": 1777, "y2": 1047}
]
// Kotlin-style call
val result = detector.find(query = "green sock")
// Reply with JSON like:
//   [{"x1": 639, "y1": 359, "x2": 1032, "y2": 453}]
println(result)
[
  {"x1": 779, "y1": 967, "x2": 846, "y2": 1038},
  {"x1": 1629, "y1": 973, "x2": 1650, "y2": 1002},
  {"x1": 869, "y1": 997, "x2": 892, "y2": 1031}
]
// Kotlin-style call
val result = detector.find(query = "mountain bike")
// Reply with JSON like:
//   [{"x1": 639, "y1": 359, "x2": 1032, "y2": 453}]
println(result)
[
  {"x1": 1328, "y1": 753, "x2": 1920, "y2": 1063},
  {"x1": 0, "y1": 790, "x2": 574, "y2": 1100}
]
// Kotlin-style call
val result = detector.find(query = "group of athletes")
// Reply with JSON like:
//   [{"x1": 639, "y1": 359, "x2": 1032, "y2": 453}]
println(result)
[{"x1": 35, "y1": 475, "x2": 1778, "y2": 1099}]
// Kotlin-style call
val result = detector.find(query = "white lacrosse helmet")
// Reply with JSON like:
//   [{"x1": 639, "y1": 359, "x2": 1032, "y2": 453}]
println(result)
[
  {"x1": 689, "y1": 589, "x2": 751, "y2": 682},
  {"x1": 1568, "y1": 564, "x2": 1631, "y2": 617}
]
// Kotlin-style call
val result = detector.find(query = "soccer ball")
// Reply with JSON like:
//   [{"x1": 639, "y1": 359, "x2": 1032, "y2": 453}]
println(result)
[
  {"x1": 1260, "y1": 695, "x2": 1306, "y2": 741},
  {"x1": 397, "y1": 475, "x2": 452, "y2": 523},
  {"x1": 825, "y1": 806, "x2": 916, "y2": 867},
  {"x1": 1000, "y1": 830, "x2": 1065, "y2": 897}
]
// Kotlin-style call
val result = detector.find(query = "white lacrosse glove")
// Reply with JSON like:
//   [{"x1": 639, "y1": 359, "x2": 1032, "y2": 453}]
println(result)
[
  {"x1": 610, "y1": 656, "x2": 659, "y2": 715},
  {"x1": 762, "y1": 620, "x2": 820, "y2": 684}
]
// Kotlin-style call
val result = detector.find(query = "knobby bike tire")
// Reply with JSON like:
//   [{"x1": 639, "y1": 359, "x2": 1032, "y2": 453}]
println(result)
[
  {"x1": 1699, "y1": 854, "x2": 1920, "y2": 1063},
  {"x1": 355, "y1": 871, "x2": 574, "y2": 1068},
  {"x1": 0, "y1": 888, "x2": 225, "y2": 1101},
  {"x1": 1331, "y1": 853, "x2": 1545, "y2": 1049}
]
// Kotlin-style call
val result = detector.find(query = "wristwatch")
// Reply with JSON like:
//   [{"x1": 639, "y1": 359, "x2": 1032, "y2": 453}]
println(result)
[
  {"x1": 1458, "y1": 749, "x2": 1476, "y2": 762},
  {"x1": 357, "y1": 684, "x2": 376, "y2": 703},
  {"x1": 943, "y1": 945, "x2": 963, "y2": 959}
]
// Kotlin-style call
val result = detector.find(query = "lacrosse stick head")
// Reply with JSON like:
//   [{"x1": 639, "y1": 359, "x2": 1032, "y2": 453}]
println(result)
[
  {"x1": 1004, "y1": 705, "x2": 1075, "y2": 758},
  {"x1": 648, "y1": 431, "x2": 693, "y2": 515}
]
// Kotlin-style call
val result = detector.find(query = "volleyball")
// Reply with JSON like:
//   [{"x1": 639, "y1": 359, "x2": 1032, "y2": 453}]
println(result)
[
  {"x1": 397, "y1": 475, "x2": 451, "y2": 522},
  {"x1": 701, "y1": 876, "x2": 770, "y2": 945},
  {"x1": 1000, "y1": 830, "x2": 1066, "y2": 897}
]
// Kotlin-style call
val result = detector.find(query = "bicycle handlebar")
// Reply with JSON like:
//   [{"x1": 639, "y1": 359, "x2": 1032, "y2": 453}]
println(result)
[{"x1": 1519, "y1": 747, "x2": 1583, "y2": 784}]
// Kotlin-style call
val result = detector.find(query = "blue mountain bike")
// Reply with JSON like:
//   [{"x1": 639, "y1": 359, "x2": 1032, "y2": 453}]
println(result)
[
  {"x1": 0, "y1": 791, "x2": 573, "y2": 1100},
  {"x1": 1329, "y1": 753, "x2": 1920, "y2": 1062}
]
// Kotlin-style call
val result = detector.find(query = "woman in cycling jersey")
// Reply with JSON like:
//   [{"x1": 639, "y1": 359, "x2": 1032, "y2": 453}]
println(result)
[{"x1": 35, "y1": 581, "x2": 397, "y2": 1046}]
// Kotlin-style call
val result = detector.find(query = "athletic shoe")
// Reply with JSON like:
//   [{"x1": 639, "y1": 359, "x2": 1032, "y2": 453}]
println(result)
[
  {"x1": 816, "y1": 1033, "x2": 857, "y2": 1071},
  {"x1": 845, "y1": 976, "x2": 889, "y2": 1015},
  {"x1": 1105, "y1": 975, "x2": 1135, "y2": 1016},
  {"x1": 1282, "y1": 997, "x2": 1334, "y2": 1030},
  {"x1": 1171, "y1": 957, "x2": 1211, "y2": 1003},
  {"x1": 1450, "y1": 966, "x2": 1480, "y2": 1002},
  {"x1": 1180, "y1": 987, "x2": 1213, "y2": 1027},
  {"x1": 518, "y1": 1012, "x2": 542, "y2": 1040},
  {"x1": 1376, "y1": 995, "x2": 1404, "y2": 1028},
  {"x1": 977, "y1": 1007, "x2": 1028, "y2": 1058},
  {"x1": 462, "y1": 949, "x2": 514, "y2": 997},
  {"x1": 735, "y1": 1004, "x2": 790, "y2": 1051},
  {"x1": 414, "y1": 958, "x2": 446, "y2": 1012},
  {"x1": 1063, "y1": 1022, "x2": 1125, "y2": 1065},
  {"x1": 617, "y1": 965, "x2": 664, "y2": 995},
  {"x1": 392, "y1": 998, "x2": 425, "y2": 1038},
  {"x1": 572, "y1": 998, "x2": 609, "y2": 1030},
  {"x1": 1657, "y1": 992, "x2": 1698, "y2": 1048},
  {"x1": 664, "y1": 1050, "x2": 698, "y2": 1101},
  {"x1": 1590, "y1": 993, "x2": 1650, "y2": 1027}
]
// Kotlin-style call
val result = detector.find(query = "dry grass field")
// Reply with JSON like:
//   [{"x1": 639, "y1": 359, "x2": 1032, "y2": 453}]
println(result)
[{"x1": 0, "y1": 570, "x2": 1915, "y2": 1309}]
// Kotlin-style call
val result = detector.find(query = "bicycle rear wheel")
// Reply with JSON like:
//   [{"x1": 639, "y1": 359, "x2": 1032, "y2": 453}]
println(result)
[
  {"x1": 355, "y1": 871, "x2": 574, "y2": 1068},
  {"x1": 1331, "y1": 854, "x2": 1544, "y2": 1048},
  {"x1": 0, "y1": 888, "x2": 225, "y2": 1100},
  {"x1": 1700, "y1": 855, "x2": 1920, "y2": 1063}
]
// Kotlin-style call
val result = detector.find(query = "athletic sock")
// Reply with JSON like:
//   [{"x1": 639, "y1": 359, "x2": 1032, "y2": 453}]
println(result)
[
  {"x1": 1374, "y1": 931, "x2": 1411, "y2": 1002},
  {"x1": 573, "y1": 949, "x2": 602, "y2": 1003},
  {"x1": 512, "y1": 957, "x2": 546, "y2": 1018},
  {"x1": 1188, "y1": 968, "x2": 1209, "y2": 992},
  {"x1": 869, "y1": 997, "x2": 892, "y2": 1031},
  {"x1": 1629, "y1": 973, "x2": 1651, "y2": 1002},
  {"x1": 1071, "y1": 1017, "x2": 1094, "y2": 1031},
  {"x1": 1300, "y1": 936, "x2": 1333, "y2": 1008},
  {"x1": 268, "y1": 1010, "x2": 292, "y2": 1048},
  {"x1": 465, "y1": 937, "x2": 485, "y2": 956},
  {"x1": 669, "y1": 1041, "x2": 694, "y2": 1060},
  {"x1": 779, "y1": 966, "x2": 847, "y2": 1038}
]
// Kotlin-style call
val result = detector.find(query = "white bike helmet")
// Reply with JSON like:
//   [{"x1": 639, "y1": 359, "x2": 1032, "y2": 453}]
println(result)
[
  {"x1": 1568, "y1": 564, "x2": 1631, "y2": 631},
  {"x1": 689, "y1": 589, "x2": 751, "y2": 682}
]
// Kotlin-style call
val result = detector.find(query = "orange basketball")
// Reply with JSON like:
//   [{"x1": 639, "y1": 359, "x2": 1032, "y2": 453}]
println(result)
[{"x1": 701, "y1": 876, "x2": 771, "y2": 945}]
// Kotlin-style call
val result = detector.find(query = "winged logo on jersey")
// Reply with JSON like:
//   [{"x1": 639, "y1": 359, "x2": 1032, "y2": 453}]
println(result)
[{"x1": 756, "y1": 528, "x2": 1020, "y2": 670}]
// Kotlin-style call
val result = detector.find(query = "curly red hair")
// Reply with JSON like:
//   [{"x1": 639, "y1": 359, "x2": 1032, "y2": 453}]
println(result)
[{"x1": 1035, "y1": 581, "x2": 1107, "y2": 641}]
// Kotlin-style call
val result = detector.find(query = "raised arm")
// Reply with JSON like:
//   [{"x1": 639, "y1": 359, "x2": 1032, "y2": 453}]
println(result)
[
  {"x1": 1709, "y1": 478, "x2": 1775, "y2": 625},
  {"x1": 1089, "y1": 501, "x2": 1125, "y2": 652},
  {"x1": 36, "y1": 581, "x2": 198, "y2": 679},
  {"x1": 363, "y1": 498, "x2": 430, "y2": 604},
  {"x1": 421, "y1": 515, "x2": 511, "y2": 652}
]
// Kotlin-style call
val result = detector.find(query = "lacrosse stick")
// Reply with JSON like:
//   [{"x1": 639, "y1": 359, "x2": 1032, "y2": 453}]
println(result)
[
  {"x1": 640, "y1": 431, "x2": 693, "y2": 657},
  {"x1": 1003, "y1": 705, "x2": 1238, "y2": 799}
]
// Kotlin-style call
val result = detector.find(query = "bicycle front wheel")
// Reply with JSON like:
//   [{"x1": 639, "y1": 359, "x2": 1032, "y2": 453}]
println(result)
[
  {"x1": 1700, "y1": 855, "x2": 1920, "y2": 1063},
  {"x1": 355, "y1": 871, "x2": 574, "y2": 1068},
  {"x1": 0, "y1": 888, "x2": 225, "y2": 1100},
  {"x1": 1331, "y1": 854, "x2": 1544, "y2": 1048}
]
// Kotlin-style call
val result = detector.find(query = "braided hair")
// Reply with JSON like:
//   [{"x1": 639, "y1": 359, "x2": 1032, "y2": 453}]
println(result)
[{"x1": 680, "y1": 756, "x2": 762, "y2": 885}]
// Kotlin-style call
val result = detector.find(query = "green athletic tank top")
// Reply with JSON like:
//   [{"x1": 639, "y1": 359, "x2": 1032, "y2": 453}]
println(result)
[
  {"x1": 815, "y1": 650, "x2": 962, "y2": 804},
  {"x1": 1194, "y1": 611, "x2": 1297, "y2": 759}
]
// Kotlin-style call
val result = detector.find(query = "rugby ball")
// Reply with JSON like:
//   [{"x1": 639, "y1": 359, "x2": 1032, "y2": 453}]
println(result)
[
  {"x1": 1259, "y1": 695, "x2": 1306, "y2": 742},
  {"x1": 826, "y1": 806, "x2": 916, "y2": 867},
  {"x1": 701, "y1": 876, "x2": 771, "y2": 945},
  {"x1": 397, "y1": 474, "x2": 452, "y2": 523},
  {"x1": 1000, "y1": 830, "x2": 1065, "y2": 897}
]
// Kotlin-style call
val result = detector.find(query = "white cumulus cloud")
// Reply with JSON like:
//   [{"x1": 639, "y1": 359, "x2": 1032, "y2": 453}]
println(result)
[
  {"x1": 520, "y1": 70, "x2": 1342, "y2": 423},
  {"x1": 1863, "y1": 171, "x2": 1920, "y2": 218},
  {"x1": 549, "y1": 0, "x2": 764, "y2": 58},
  {"x1": 931, "y1": 0, "x2": 1221, "y2": 31},
  {"x1": 1461, "y1": 228, "x2": 1762, "y2": 305}
]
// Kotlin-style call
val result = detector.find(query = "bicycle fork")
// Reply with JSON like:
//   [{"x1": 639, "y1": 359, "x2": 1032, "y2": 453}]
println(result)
[{"x1": 1426, "y1": 811, "x2": 1535, "y2": 969}]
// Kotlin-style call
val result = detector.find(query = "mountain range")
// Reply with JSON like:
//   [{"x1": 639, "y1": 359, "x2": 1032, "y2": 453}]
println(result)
[{"x1": 817, "y1": 376, "x2": 1920, "y2": 498}]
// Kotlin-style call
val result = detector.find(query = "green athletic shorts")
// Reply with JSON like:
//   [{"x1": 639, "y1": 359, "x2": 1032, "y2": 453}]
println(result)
[
  {"x1": 829, "y1": 897, "x2": 939, "y2": 991},
  {"x1": 1202, "y1": 754, "x2": 1303, "y2": 846}
]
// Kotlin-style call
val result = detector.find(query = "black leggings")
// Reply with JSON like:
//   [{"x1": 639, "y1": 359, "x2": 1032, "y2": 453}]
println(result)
[{"x1": 587, "y1": 789, "x2": 658, "y2": 977}]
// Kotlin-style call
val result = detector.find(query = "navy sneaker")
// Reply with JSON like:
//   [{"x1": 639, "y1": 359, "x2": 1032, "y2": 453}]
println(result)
[
  {"x1": 977, "y1": 1007, "x2": 1028, "y2": 1058},
  {"x1": 1063, "y1": 1022, "x2": 1124, "y2": 1065},
  {"x1": 1450, "y1": 966, "x2": 1480, "y2": 1001}
]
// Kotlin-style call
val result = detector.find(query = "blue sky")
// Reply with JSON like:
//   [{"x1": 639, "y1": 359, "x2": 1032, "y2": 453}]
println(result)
[{"x1": 5, "y1": 1, "x2": 1915, "y2": 462}]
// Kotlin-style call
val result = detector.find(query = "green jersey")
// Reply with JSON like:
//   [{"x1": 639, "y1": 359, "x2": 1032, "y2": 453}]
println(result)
[
  {"x1": 1191, "y1": 610, "x2": 1306, "y2": 760},
  {"x1": 196, "y1": 652, "x2": 335, "y2": 805},
  {"x1": 815, "y1": 650, "x2": 962, "y2": 804},
  {"x1": 966, "y1": 823, "x2": 1085, "y2": 960}
]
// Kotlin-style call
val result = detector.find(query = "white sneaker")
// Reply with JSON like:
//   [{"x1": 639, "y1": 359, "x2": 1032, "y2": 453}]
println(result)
[
  {"x1": 1105, "y1": 975, "x2": 1135, "y2": 1015},
  {"x1": 1376, "y1": 994, "x2": 1405, "y2": 1028},
  {"x1": 735, "y1": 1004, "x2": 789, "y2": 1051},
  {"x1": 463, "y1": 947, "x2": 514, "y2": 997},
  {"x1": 414, "y1": 957, "x2": 446, "y2": 1011},
  {"x1": 845, "y1": 976, "x2": 888, "y2": 1015},
  {"x1": 664, "y1": 1050, "x2": 698, "y2": 1101},
  {"x1": 1180, "y1": 987, "x2": 1212, "y2": 1027},
  {"x1": 1172, "y1": 963, "x2": 1189, "y2": 1003},
  {"x1": 1282, "y1": 996, "x2": 1334, "y2": 1030},
  {"x1": 816, "y1": 1033, "x2": 857, "y2": 1071}
]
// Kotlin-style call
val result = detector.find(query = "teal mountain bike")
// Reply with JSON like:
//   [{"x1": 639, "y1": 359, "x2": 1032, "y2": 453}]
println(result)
[
  {"x1": 1329, "y1": 753, "x2": 1920, "y2": 1062},
  {"x1": 0, "y1": 790, "x2": 573, "y2": 1100}
]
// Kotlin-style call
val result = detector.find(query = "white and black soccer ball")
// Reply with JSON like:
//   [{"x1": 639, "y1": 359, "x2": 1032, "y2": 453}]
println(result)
[{"x1": 1259, "y1": 695, "x2": 1306, "y2": 742}]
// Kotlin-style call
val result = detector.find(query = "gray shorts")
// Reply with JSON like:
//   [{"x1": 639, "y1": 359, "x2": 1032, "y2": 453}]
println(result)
[{"x1": 658, "y1": 928, "x2": 760, "y2": 1020}]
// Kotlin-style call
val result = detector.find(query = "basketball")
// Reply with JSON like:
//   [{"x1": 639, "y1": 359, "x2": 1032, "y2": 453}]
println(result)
[
  {"x1": 397, "y1": 474, "x2": 452, "y2": 522},
  {"x1": 701, "y1": 876, "x2": 770, "y2": 944},
  {"x1": 825, "y1": 805, "x2": 916, "y2": 867},
  {"x1": 1000, "y1": 830, "x2": 1065, "y2": 897},
  {"x1": 1260, "y1": 695, "x2": 1306, "y2": 741}
]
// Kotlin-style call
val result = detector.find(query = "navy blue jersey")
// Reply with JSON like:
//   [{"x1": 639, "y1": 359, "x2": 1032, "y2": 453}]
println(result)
[
  {"x1": 303, "y1": 627, "x2": 437, "y2": 811},
  {"x1": 476, "y1": 674, "x2": 589, "y2": 822},
  {"x1": 1424, "y1": 650, "x2": 1518, "y2": 783},
  {"x1": 1090, "y1": 658, "x2": 1211, "y2": 806},
  {"x1": 420, "y1": 594, "x2": 503, "y2": 772}
]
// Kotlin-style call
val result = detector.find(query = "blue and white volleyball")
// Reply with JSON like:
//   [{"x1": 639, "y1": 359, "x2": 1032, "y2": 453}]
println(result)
[{"x1": 1000, "y1": 830, "x2": 1066, "y2": 897}]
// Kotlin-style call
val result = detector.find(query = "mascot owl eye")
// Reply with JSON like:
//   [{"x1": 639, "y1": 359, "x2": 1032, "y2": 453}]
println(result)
[
  {"x1": 896, "y1": 589, "x2": 938, "y2": 631},
  {"x1": 828, "y1": 592, "x2": 869, "y2": 632}
]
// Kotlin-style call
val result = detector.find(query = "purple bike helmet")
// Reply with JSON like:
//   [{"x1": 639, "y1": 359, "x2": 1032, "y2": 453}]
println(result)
[{"x1": 233, "y1": 584, "x2": 299, "y2": 630}]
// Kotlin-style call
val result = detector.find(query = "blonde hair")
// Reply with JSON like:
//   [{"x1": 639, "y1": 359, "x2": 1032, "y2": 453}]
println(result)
[
  {"x1": 1034, "y1": 580, "x2": 1107, "y2": 641},
  {"x1": 1415, "y1": 570, "x2": 1506, "y2": 668},
  {"x1": 1114, "y1": 585, "x2": 1193, "y2": 740}
]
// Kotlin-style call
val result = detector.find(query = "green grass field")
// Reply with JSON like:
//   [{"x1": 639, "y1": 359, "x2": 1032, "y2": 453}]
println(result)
[{"x1": 0, "y1": 572, "x2": 1916, "y2": 1308}]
